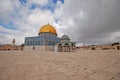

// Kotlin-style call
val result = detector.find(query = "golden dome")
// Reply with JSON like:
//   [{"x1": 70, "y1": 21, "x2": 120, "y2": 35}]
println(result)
[{"x1": 39, "y1": 24, "x2": 57, "y2": 34}]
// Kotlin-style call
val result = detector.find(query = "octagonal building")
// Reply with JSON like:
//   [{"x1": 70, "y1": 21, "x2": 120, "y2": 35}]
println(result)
[{"x1": 24, "y1": 24, "x2": 76, "y2": 52}]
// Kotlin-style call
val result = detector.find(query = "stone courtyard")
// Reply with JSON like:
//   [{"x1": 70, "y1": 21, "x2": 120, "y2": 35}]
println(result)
[{"x1": 0, "y1": 50, "x2": 120, "y2": 80}]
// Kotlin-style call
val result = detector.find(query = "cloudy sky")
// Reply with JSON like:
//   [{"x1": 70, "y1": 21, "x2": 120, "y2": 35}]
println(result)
[{"x1": 0, "y1": 0, "x2": 120, "y2": 45}]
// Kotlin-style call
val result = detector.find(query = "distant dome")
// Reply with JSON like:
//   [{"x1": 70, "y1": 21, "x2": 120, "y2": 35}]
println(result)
[
  {"x1": 39, "y1": 23, "x2": 57, "y2": 34},
  {"x1": 61, "y1": 35, "x2": 70, "y2": 40}
]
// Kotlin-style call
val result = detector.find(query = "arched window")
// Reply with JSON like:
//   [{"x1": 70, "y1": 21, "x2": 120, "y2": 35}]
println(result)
[
  {"x1": 38, "y1": 41, "x2": 40, "y2": 45},
  {"x1": 59, "y1": 44, "x2": 62, "y2": 46},
  {"x1": 27, "y1": 41, "x2": 29, "y2": 45},
  {"x1": 46, "y1": 40, "x2": 48, "y2": 45},
  {"x1": 65, "y1": 43, "x2": 69, "y2": 46},
  {"x1": 35, "y1": 41, "x2": 38, "y2": 45},
  {"x1": 33, "y1": 41, "x2": 35, "y2": 45},
  {"x1": 30, "y1": 41, "x2": 32, "y2": 45},
  {"x1": 41, "y1": 41, "x2": 43, "y2": 45},
  {"x1": 31, "y1": 41, "x2": 33, "y2": 45}
]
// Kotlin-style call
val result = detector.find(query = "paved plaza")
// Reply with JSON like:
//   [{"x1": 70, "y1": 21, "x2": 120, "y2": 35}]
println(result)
[{"x1": 0, "y1": 50, "x2": 120, "y2": 80}]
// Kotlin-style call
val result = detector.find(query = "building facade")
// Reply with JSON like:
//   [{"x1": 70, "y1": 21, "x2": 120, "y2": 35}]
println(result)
[{"x1": 24, "y1": 24, "x2": 76, "y2": 52}]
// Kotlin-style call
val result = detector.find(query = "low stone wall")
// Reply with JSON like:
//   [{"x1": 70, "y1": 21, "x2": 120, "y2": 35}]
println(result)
[{"x1": 23, "y1": 46, "x2": 55, "y2": 51}]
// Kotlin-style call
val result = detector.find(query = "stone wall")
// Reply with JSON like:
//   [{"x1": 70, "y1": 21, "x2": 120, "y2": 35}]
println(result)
[{"x1": 23, "y1": 46, "x2": 55, "y2": 51}]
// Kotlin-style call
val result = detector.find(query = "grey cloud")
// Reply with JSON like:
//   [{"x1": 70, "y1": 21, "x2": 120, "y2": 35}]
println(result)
[{"x1": 59, "y1": 0, "x2": 120, "y2": 44}]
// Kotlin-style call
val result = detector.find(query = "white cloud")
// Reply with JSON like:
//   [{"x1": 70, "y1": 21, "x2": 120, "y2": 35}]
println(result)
[
  {"x1": 0, "y1": 25, "x2": 25, "y2": 44},
  {"x1": 0, "y1": 0, "x2": 56, "y2": 44},
  {"x1": 0, "y1": 0, "x2": 14, "y2": 23},
  {"x1": 28, "y1": 0, "x2": 48, "y2": 6},
  {"x1": 27, "y1": 9, "x2": 54, "y2": 26}
]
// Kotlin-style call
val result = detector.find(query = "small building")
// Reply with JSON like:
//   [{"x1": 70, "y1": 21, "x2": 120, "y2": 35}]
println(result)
[{"x1": 56, "y1": 35, "x2": 76, "y2": 52}]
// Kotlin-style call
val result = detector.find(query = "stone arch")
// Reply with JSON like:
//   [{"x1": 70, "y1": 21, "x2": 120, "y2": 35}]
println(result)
[
  {"x1": 59, "y1": 44, "x2": 62, "y2": 46},
  {"x1": 65, "y1": 43, "x2": 69, "y2": 46},
  {"x1": 58, "y1": 44, "x2": 62, "y2": 52},
  {"x1": 71, "y1": 43, "x2": 74, "y2": 46},
  {"x1": 64, "y1": 43, "x2": 70, "y2": 52}
]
